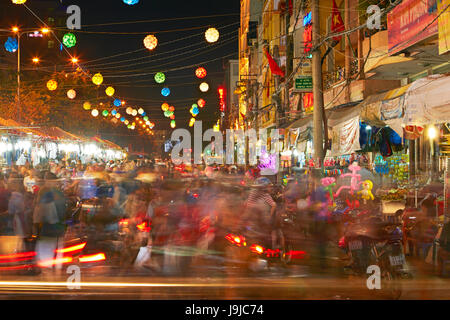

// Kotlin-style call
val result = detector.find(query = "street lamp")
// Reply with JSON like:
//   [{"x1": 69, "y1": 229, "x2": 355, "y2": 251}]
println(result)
[
  {"x1": 6, "y1": 27, "x2": 50, "y2": 122},
  {"x1": 32, "y1": 57, "x2": 40, "y2": 63}
]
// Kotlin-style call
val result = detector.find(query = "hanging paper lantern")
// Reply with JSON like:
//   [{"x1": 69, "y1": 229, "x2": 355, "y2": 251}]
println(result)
[
  {"x1": 170, "y1": 114, "x2": 175, "y2": 120},
  {"x1": 138, "y1": 108, "x2": 144, "y2": 114},
  {"x1": 123, "y1": 0, "x2": 139, "y2": 4},
  {"x1": 12, "y1": 0, "x2": 27, "y2": 4},
  {"x1": 105, "y1": 86, "x2": 115, "y2": 97},
  {"x1": 102, "y1": 110, "x2": 109, "y2": 117},
  {"x1": 83, "y1": 102, "x2": 91, "y2": 110},
  {"x1": 141, "y1": 112, "x2": 146, "y2": 116},
  {"x1": 4, "y1": 37, "x2": 18, "y2": 53},
  {"x1": 124, "y1": 120, "x2": 129, "y2": 125},
  {"x1": 149, "y1": 123, "x2": 155, "y2": 129},
  {"x1": 143, "y1": 116, "x2": 149, "y2": 121},
  {"x1": 92, "y1": 73, "x2": 103, "y2": 86},
  {"x1": 115, "y1": 113, "x2": 121, "y2": 119},
  {"x1": 189, "y1": 118, "x2": 196, "y2": 127},
  {"x1": 111, "y1": 109, "x2": 117, "y2": 116},
  {"x1": 199, "y1": 82, "x2": 209, "y2": 92},
  {"x1": 154, "y1": 72, "x2": 165, "y2": 84},
  {"x1": 170, "y1": 120, "x2": 176, "y2": 128},
  {"x1": 126, "y1": 107, "x2": 133, "y2": 114},
  {"x1": 161, "y1": 87, "x2": 171, "y2": 97},
  {"x1": 127, "y1": 124, "x2": 132, "y2": 129},
  {"x1": 46, "y1": 79, "x2": 58, "y2": 91},
  {"x1": 205, "y1": 28, "x2": 220, "y2": 43},
  {"x1": 197, "y1": 98, "x2": 206, "y2": 108},
  {"x1": 161, "y1": 103, "x2": 169, "y2": 112},
  {"x1": 169, "y1": 106, "x2": 175, "y2": 112},
  {"x1": 114, "y1": 99, "x2": 122, "y2": 107},
  {"x1": 62, "y1": 33, "x2": 77, "y2": 48},
  {"x1": 164, "y1": 110, "x2": 171, "y2": 117},
  {"x1": 143, "y1": 34, "x2": 158, "y2": 51},
  {"x1": 195, "y1": 67, "x2": 207, "y2": 79},
  {"x1": 120, "y1": 117, "x2": 125, "y2": 122},
  {"x1": 131, "y1": 109, "x2": 138, "y2": 116},
  {"x1": 67, "y1": 89, "x2": 76, "y2": 99},
  {"x1": 91, "y1": 109, "x2": 99, "y2": 117},
  {"x1": 192, "y1": 106, "x2": 199, "y2": 116}
]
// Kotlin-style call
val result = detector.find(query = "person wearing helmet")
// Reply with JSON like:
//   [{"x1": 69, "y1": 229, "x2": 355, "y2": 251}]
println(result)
[{"x1": 243, "y1": 177, "x2": 277, "y2": 233}]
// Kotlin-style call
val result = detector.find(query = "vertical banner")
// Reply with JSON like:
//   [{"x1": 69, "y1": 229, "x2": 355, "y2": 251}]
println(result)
[{"x1": 438, "y1": 0, "x2": 450, "y2": 54}]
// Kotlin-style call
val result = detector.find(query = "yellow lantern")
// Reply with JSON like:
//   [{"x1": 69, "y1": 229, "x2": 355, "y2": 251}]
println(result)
[
  {"x1": 67, "y1": 89, "x2": 76, "y2": 99},
  {"x1": 115, "y1": 113, "x2": 121, "y2": 119},
  {"x1": 205, "y1": 28, "x2": 219, "y2": 43},
  {"x1": 12, "y1": 0, "x2": 27, "y2": 4},
  {"x1": 105, "y1": 86, "x2": 115, "y2": 96},
  {"x1": 126, "y1": 107, "x2": 133, "y2": 115},
  {"x1": 83, "y1": 102, "x2": 91, "y2": 110},
  {"x1": 143, "y1": 35, "x2": 158, "y2": 50},
  {"x1": 92, "y1": 73, "x2": 103, "y2": 86},
  {"x1": 91, "y1": 109, "x2": 99, "y2": 117},
  {"x1": 47, "y1": 80, "x2": 58, "y2": 91}
]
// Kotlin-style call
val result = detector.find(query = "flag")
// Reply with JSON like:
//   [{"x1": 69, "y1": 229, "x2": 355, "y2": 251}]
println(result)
[
  {"x1": 264, "y1": 49, "x2": 285, "y2": 77},
  {"x1": 331, "y1": 0, "x2": 345, "y2": 42}
]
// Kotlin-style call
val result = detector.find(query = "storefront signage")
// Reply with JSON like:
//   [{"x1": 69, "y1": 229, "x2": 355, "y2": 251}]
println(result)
[
  {"x1": 295, "y1": 76, "x2": 313, "y2": 92},
  {"x1": 388, "y1": 0, "x2": 438, "y2": 55}
]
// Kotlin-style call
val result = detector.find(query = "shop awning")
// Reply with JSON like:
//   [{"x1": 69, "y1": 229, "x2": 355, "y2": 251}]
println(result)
[{"x1": 403, "y1": 74, "x2": 450, "y2": 125}]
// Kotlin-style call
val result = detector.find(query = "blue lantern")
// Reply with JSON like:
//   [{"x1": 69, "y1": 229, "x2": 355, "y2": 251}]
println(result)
[
  {"x1": 123, "y1": 0, "x2": 139, "y2": 4},
  {"x1": 192, "y1": 106, "x2": 199, "y2": 115},
  {"x1": 4, "y1": 37, "x2": 18, "y2": 53},
  {"x1": 120, "y1": 117, "x2": 125, "y2": 122},
  {"x1": 161, "y1": 87, "x2": 171, "y2": 97},
  {"x1": 111, "y1": 110, "x2": 117, "y2": 116},
  {"x1": 141, "y1": 112, "x2": 146, "y2": 116},
  {"x1": 114, "y1": 99, "x2": 121, "y2": 107}
]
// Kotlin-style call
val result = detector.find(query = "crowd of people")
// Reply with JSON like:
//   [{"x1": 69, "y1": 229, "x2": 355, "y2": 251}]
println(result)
[{"x1": 0, "y1": 157, "x2": 448, "y2": 278}]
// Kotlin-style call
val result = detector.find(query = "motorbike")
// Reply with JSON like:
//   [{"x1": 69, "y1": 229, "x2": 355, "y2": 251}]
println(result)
[{"x1": 338, "y1": 209, "x2": 408, "y2": 299}]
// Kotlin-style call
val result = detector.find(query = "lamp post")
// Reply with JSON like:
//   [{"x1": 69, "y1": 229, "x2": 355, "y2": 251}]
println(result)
[{"x1": 0, "y1": 27, "x2": 50, "y2": 122}]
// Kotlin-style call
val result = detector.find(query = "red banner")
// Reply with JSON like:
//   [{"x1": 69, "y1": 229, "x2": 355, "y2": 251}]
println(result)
[{"x1": 388, "y1": 0, "x2": 438, "y2": 54}]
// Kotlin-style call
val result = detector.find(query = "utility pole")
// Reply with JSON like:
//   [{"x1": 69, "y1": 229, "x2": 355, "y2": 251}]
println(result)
[
  {"x1": 285, "y1": 5, "x2": 293, "y2": 125},
  {"x1": 312, "y1": 0, "x2": 325, "y2": 165}
]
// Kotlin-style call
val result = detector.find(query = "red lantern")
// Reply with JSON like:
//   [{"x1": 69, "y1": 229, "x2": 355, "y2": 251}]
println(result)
[
  {"x1": 169, "y1": 106, "x2": 175, "y2": 112},
  {"x1": 170, "y1": 114, "x2": 175, "y2": 120},
  {"x1": 195, "y1": 67, "x2": 207, "y2": 79},
  {"x1": 197, "y1": 98, "x2": 206, "y2": 108}
]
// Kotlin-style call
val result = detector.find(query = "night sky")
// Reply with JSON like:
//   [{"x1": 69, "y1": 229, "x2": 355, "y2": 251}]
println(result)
[{"x1": 2, "y1": 0, "x2": 240, "y2": 133}]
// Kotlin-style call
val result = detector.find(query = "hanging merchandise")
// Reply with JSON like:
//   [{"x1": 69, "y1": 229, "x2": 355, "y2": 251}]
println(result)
[
  {"x1": 62, "y1": 33, "x2": 77, "y2": 48},
  {"x1": 92, "y1": 73, "x2": 103, "y2": 86},
  {"x1": 67, "y1": 89, "x2": 76, "y2": 99},
  {"x1": 105, "y1": 86, "x2": 115, "y2": 97},
  {"x1": 47, "y1": 79, "x2": 58, "y2": 91},
  {"x1": 143, "y1": 35, "x2": 158, "y2": 51},
  {"x1": 83, "y1": 102, "x2": 91, "y2": 110},
  {"x1": 331, "y1": 116, "x2": 361, "y2": 156},
  {"x1": 4, "y1": 37, "x2": 18, "y2": 53},
  {"x1": 154, "y1": 72, "x2": 165, "y2": 84}
]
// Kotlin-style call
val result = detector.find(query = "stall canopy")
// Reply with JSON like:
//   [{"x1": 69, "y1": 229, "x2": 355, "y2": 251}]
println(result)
[
  {"x1": 0, "y1": 117, "x2": 51, "y2": 138},
  {"x1": 403, "y1": 74, "x2": 450, "y2": 126}
]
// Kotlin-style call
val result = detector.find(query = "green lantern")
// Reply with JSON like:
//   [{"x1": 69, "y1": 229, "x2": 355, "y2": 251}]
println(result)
[
  {"x1": 143, "y1": 116, "x2": 149, "y2": 121},
  {"x1": 164, "y1": 110, "x2": 171, "y2": 117},
  {"x1": 102, "y1": 110, "x2": 109, "y2": 117},
  {"x1": 154, "y1": 72, "x2": 165, "y2": 84},
  {"x1": 62, "y1": 33, "x2": 77, "y2": 48}
]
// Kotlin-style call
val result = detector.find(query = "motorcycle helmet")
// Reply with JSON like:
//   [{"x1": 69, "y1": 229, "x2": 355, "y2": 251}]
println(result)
[{"x1": 254, "y1": 177, "x2": 272, "y2": 187}]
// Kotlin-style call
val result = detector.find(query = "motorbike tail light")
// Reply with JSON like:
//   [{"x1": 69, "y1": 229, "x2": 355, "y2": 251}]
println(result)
[
  {"x1": 137, "y1": 221, "x2": 151, "y2": 232},
  {"x1": 284, "y1": 250, "x2": 306, "y2": 259},
  {"x1": 225, "y1": 233, "x2": 246, "y2": 247},
  {"x1": 119, "y1": 219, "x2": 129, "y2": 227},
  {"x1": 79, "y1": 253, "x2": 106, "y2": 263},
  {"x1": 338, "y1": 236, "x2": 346, "y2": 248},
  {"x1": 56, "y1": 242, "x2": 87, "y2": 254},
  {"x1": 38, "y1": 256, "x2": 73, "y2": 267},
  {"x1": 265, "y1": 249, "x2": 280, "y2": 257},
  {"x1": 0, "y1": 251, "x2": 36, "y2": 261},
  {"x1": 250, "y1": 244, "x2": 265, "y2": 255}
]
